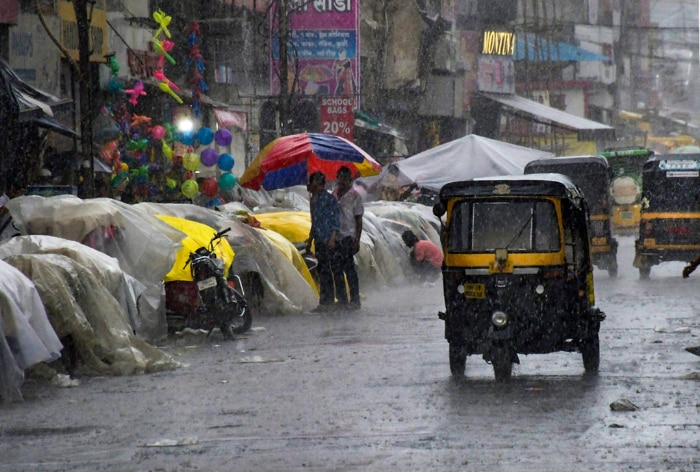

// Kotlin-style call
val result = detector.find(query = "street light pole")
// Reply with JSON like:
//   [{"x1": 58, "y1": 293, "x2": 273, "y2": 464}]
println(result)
[
  {"x1": 278, "y1": 0, "x2": 290, "y2": 136},
  {"x1": 74, "y1": 0, "x2": 95, "y2": 197}
]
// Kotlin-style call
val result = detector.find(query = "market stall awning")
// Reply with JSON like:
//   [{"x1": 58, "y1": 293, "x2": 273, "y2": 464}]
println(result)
[
  {"x1": 35, "y1": 116, "x2": 79, "y2": 138},
  {"x1": 214, "y1": 108, "x2": 247, "y2": 132},
  {"x1": 354, "y1": 110, "x2": 405, "y2": 139},
  {"x1": 515, "y1": 34, "x2": 611, "y2": 62},
  {"x1": 0, "y1": 57, "x2": 75, "y2": 133},
  {"x1": 479, "y1": 92, "x2": 615, "y2": 141}
]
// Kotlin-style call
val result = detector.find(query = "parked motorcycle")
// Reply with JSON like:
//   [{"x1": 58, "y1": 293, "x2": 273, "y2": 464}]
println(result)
[{"x1": 165, "y1": 227, "x2": 252, "y2": 338}]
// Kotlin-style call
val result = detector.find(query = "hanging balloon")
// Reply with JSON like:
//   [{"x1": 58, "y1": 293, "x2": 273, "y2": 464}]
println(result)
[
  {"x1": 200, "y1": 148, "x2": 218, "y2": 167},
  {"x1": 183, "y1": 152, "x2": 201, "y2": 171},
  {"x1": 201, "y1": 177, "x2": 219, "y2": 197},
  {"x1": 151, "y1": 125, "x2": 166, "y2": 141},
  {"x1": 181, "y1": 179, "x2": 199, "y2": 198},
  {"x1": 178, "y1": 130, "x2": 195, "y2": 145},
  {"x1": 217, "y1": 153, "x2": 234, "y2": 171},
  {"x1": 214, "y1": 129, "x2": 232, "y2": 146},
  {"x1": 218, "y1": 172, "x2": 237, "y2": 190},
  {"x1": 166, "y1": 177, "x2": 177, "y2": 189},
  {"x1": 197, "y1": 127, "x2": 214, "y2": 146}
]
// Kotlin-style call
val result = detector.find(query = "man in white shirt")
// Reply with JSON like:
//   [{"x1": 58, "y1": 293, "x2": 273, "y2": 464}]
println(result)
[{"x1": 332, "y1": 166, "x2": 363, "y2": 310}]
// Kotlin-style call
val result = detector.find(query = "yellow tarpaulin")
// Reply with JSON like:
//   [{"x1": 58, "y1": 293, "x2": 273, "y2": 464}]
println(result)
[
  {"x1": 253, "y1": 211, "x2": 311, "y2": 244},
  {"x1": 156, "y1": 215, "x2": 235, "y2": 282},
  {"x1": 252, "y1": 211, "x2": 318, "y2": 294}
]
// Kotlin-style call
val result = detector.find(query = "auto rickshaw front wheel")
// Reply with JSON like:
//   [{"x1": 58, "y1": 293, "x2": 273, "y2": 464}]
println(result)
[
  {"x1": 580, "y1": 333, "x2": 600, "y2": 372},
  {"x1": 449, "y1": 342, "x2": 466, "y2": 376},
  {"x1": 490, "y1": 343, "x2": 513, "y2": 382}
]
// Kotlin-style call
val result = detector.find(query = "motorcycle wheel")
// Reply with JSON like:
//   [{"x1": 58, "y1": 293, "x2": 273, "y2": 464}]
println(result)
[{"x1": 221, "y1": 291, "x2": 252, "y2": 336}]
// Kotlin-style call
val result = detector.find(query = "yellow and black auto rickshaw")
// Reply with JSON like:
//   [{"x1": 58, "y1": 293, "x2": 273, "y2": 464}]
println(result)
[
  {"x1": 433, "y1": 174, "x2": 605, "y2": 381},
  {"x1": 634, "y1": 154, "x2": 700, "y2": 278},
  {"x1": 524, "y1": 155, "x2": 618, "y2": 277},
  {"x1": 599, "y1": 147, "x2": 654, "y2": 234}
]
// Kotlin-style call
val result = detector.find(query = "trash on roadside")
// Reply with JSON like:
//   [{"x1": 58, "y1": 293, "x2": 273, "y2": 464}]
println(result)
[
  {"x1": 610, "y1": 398, "x2": 639, "y2": 411},
  {"x1": 143, "y1": 437, "x2": 199, "y2": 447}
]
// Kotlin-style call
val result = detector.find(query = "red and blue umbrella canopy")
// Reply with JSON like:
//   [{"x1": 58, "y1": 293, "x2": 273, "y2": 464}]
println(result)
[{"x1": 240, "y1": 132, "x2": 382, "y2": 190}]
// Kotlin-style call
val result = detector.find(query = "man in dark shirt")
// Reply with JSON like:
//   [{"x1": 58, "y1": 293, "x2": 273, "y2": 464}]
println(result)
[{"x1": 305, "y1": 172, "x2": 341, "y2": 311}]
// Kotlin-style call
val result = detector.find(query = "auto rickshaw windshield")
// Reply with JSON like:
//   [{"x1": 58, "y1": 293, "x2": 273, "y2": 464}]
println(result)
[{"x1": 448, "y1": 199, "x2": 561, "y2": 253}]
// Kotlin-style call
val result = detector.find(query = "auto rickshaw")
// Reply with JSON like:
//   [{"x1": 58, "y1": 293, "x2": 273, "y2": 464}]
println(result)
[
  {"x1": 634, "y1": 154, "x2": 700, "y2": 279},
  {"x1": 433, "y1": 174, "x2": 605, "y2": 381},
  {"x1": 524, "y1": 155, "x2": 619, "y2": 276},
  {"x1": 599, "y1": 147, "x2": 654, "y2": 234}
]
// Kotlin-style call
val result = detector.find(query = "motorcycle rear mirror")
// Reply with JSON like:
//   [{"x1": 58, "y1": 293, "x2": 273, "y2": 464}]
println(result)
[{"x1": 433, "y1": 202, "x2": 445, "y2": 217}]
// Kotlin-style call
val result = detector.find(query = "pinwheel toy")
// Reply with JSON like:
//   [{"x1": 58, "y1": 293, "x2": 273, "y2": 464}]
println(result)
[{"x1": 124, "y1": 81, "x2": 147, "y2": 106}]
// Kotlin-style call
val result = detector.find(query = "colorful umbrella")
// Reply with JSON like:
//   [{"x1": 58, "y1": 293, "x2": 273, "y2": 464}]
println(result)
[{"x1": 239, "y1": 132, "x2": 382, "y2": 190}]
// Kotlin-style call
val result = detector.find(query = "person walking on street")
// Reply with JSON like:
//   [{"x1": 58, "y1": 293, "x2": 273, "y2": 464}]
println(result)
[
  {"x1": 306, "y1": 172, "x2": 341, "y2": 311},
  {"x1": 401, "y1": 229, "x2": 443, "y2": 282},
  {"x1": 332, "y1": 166, "x2": 363, "y2": 310}
]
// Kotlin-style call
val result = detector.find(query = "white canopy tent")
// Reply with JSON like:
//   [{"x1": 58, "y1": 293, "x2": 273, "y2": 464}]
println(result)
[{"x1": 374, "y1": 134, "x2": 554, "y2": 193}]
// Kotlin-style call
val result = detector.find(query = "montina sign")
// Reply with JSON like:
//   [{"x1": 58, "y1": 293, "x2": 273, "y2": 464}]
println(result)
[{"x1": 480, "y1": 31, "x2": 515, "y2": 56}]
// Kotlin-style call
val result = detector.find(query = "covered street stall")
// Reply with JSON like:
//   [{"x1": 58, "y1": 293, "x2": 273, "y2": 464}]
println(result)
[{"x1": 473, "y1": 91, "x2": 615, "y2": 155}]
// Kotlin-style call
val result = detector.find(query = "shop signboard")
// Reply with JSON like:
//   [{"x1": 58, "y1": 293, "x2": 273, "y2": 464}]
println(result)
[{"x1": 270, "y1": 0, "x2": 360, "y2": 108}]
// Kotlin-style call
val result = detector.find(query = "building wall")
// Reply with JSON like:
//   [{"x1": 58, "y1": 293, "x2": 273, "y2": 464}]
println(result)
[{"x1": 8, "y1": 14, "x2": 62, "y2": 95}]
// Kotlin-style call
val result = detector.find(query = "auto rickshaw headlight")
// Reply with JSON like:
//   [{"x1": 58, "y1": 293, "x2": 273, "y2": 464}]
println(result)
[
  {"x1": 492, "y1": 311, "x2": 508, "y2": 328},
  {"x1": 535, "y1": 284, "x2": 545, "y2": 295}
]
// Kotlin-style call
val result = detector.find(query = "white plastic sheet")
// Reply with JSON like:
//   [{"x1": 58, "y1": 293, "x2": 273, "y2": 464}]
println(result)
[
  {"x1": 0, "y1": 259, "x2": 62, "y2": 402},
  {"x1": 6, "y1": 195, "x2": 185, "y2": 341}
]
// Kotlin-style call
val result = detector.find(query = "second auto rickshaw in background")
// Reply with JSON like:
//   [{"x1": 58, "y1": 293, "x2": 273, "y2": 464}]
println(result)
[
  {"x1": 599, "y1": 147, "x2": 654, "y2": 234},
  {"x1": 433, "y1": 174, "x2": 605, "y2": 381},
  {"x1": 524, "y1": 155, "x2": 618, "y2": 277},
  {"x1": 634, "y1": 154, "x2": 700, "y2": 279}
]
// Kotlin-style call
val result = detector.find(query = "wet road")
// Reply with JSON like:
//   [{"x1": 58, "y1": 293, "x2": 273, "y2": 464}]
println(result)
[{"x1": 1, "y1": 235, "x2": 699, "y2": 471}]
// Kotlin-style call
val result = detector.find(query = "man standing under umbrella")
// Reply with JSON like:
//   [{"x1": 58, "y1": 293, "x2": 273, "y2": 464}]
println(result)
[
  {"x1": 333, "y1": 166, "x2": 363, "y2": 310},
  {"x1": 306, "y1": 172, "x2": 341, "y2": 312}
]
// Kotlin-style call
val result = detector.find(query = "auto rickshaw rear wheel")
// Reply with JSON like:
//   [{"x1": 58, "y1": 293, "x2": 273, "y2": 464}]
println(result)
[
  {"x1": 490, "y1": 343, "x2": 513, "y2": 382},
  {"x1": 581, "y1": 333, "x2": 600, "y2": 372},
  {"x1": 639, "y1": 266, "x2": 651, "y2": 279},
  {"x1": 449, "y1": 342, "x2": 466, "y2": 376}
]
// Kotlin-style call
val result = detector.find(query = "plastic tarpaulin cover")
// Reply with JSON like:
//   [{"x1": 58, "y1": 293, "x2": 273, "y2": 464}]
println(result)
[
  {"x1": 376, "y1": 134, "x2": 553, "y2": 192},
  {"x1": 0, "y1": 235, "x2": 146, "y2": 333},
  {"x1": 134, "y1": 203, "x2": 318, "y2": 315},
  {"x1": 4, "y1": 254, "x2": 179, "y2": 377},
  {"x1": 6, "y1": 195, "x2": 185, "y2": 342},
  {"x1": 0, "y1": 259, "x2": 62, "y2": 402}
]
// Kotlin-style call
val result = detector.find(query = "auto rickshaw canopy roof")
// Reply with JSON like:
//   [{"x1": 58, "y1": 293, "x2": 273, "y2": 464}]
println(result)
[{"x1": 439, "y1": 173, "x2": 584, "y2": 200}]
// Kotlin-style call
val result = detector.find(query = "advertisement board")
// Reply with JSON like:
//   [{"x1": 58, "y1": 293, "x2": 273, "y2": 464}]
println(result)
[
  {"x1": 270, "y1": 0, "x2": 360, "y2": 109},
  {"x1": 319, "y1": 96, "x2": 354, "y2": 140}
]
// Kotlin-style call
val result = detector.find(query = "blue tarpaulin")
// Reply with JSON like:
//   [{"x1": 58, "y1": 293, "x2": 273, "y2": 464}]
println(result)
[{"x1": 515, "y1": 34, "x2": 611, "y2": 62}]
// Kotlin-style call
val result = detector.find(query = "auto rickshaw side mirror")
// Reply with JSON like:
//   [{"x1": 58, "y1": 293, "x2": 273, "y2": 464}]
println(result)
[{"x1": 433, "y1": 202, "x2": 446, "y2": 217}]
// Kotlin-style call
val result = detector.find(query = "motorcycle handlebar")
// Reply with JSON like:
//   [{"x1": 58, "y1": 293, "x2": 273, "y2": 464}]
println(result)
[{"x1": 215, "y1": 227, "x2": 231, "y2": 240}]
